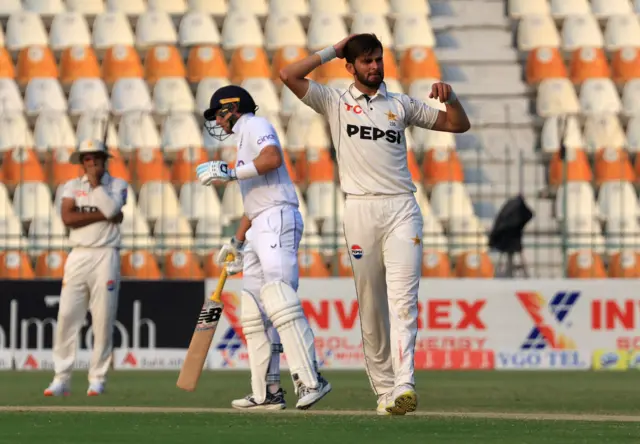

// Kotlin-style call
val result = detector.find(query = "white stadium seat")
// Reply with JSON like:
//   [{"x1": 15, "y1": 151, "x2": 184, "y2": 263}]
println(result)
[
  {"x1": 351, "y1": 13, "x2": 393, "y2": 48},
  {"x1": 179, "y1": 181, "x2": 222, "y2": 222},
  {"x1": 13, "y1": 182, "x2": 54, "y2": 221},
  {"x1": 286, "y1": 114, "x2": 331, "y2": 152},
  {"x1": 0, "y1": 80, "x2": 25, "y2": 114},
  {"x1": 221, "y1": 12, "x2": 264, "y2": 50},
  {"x1": 0, "y1": 113, "x2": 33, "y2": 151},
  {"x1": 34, "y1": 111, "x2": 76, "y2": 152},
  {"x1": 117, "y1": 111, "x2": 162, "y2": 152},
  {"x1": 598, "y1": 181, "x2": 640, "y2": 221},
  {"x1": 194, "y1": 217, "x2": 223, "y2": 253},
  {"x1": 154, "y1": 215, "x2": 194, "y2": 251},
  {"x1": 0, "y1": 213, "x2": 27, "y2": 250},
  {"x1": 0, "y1": 0, "x2": 22, "y2": 18},
  {"x1": 389, "y1": 0, "x2": 430, "y2": 16},
  {"x1": 147, "y1": 0, "x2": 187, "y2": 15},
  {"x1": 393, "y1": 15, "x2": 436, "y2": 52},
  {"x1": 269, "y1": 0, "x2": 309, "y2": 17},
  {"x1": 583, "y1": 115, "x2": 627, "y2": 153},
  {"x1": 68, "y1": 78, "x2": 111, "y2": 116},
  {"x1": 622, "y1": 79, "x2": 640, "y2": 117},
  {"x1": 626, "y1": 116, "x2": 640, "y2": 153},
  {"x1": 111, "y1": 77, "x2": 153, "y2": 116},
  {"x1": 153, "y1": 77, "x2": 196, "y2": 115},
  {"x1": 28, "y1": 215, "x2": 68, "y2": 254},
  {"x1": 307, "y1": 13, "x2": 348, "y2": 51},
  {"x1": 606, "y1": 217, "x2": 640, "y2": 253},
  {"x1": 136, "y1": 10, "x2": 178, "y2": 48},
  {"x1": 350, "y1": 0, "x2": 390, "y2": 15},
  {"x1": 414, "y1": 129, "x2": 456, "y2": 152},
  {"x1": 517, "y1": 15, "x2": 560, "y2": 51},
  {"x1": 562, "y1": 14, "x2": 604, "y2": 51},
  {"x1": 228, "y1": 0, "x2": 269, "y2": 16},
  {"x1": 178, "y1": 11, "x2": 221, "y2": 47},
  {"x1": 280, "y1": 84, "x2": 318, "y2": 119},
  {"x1": 120, "y1": 206, "x2": 156, "y2": 251},
  {"x1": 220, "y1": 180, "x2": 245, "y2": 225},
  {"x1": 592, "y1": 0, "x2": 633, "y2": 19},
  {"x1": 308, "y1": 0, "x2": 349, "y2": 15},
  {"x1": 423, "y1": 216, "x2": 449, "y2": 252},
  {"x1": 264, "y1": 13, "x2": 307, "y2": 50},
  {"x1": 75, "y1": 111, "x2": 119, "y2": 148},
  {"x1": 24, "y1": 0, "x2": 65, "y2": 15},
  {"x1": 92, "y1": 12, "x2": 135, "y2": 50},
  {"x1": 448, "y1": 216, "x2": 489, "y2": 257},
  {"x1": 555, "y1": 181, "x2": 601, "y2": 221},
  {"x1": 605, "y1": 15, "x2": 640, "y2": 51},
  {"x1": 566, "y1": 216, "x2": 606, "y2": 254},
  {"x1": 550, "y1": 0, "x2": 591, "y2": 19},
  {"x1": 161, "y1": 112, "x2": 203, "y2": 152},
  {"x1": 187, "y1": 0, "x2": 227, "y2": 16},
  {"x1": 106, "y1": 0, "x2": 146, "y2": 16},
  {"x1": 536, "y1": 78, "x2": 581, "y2": 117},
  {"x1": 196, "y1": 77, "x2": 231, "y2": 114},
  {"x1": 430, "y1": 182, "x2": 475, "y2": 222},
  {"x1": 305, "y1": 181, "x2": 345, "y2": 231},
  {"x1": 49, "y1": 12, "x2": 92, "y2": 51},
  {"x1": 25, "y1": 78, "x2": 68, "y2": 116},
  {"x1": 6, "y1": 11, "x2": 49, "y2": 51},
  {"x1": 66, "y1": 0, "x2": 105, "y2": 16},
  {"x1": 138, "y1": 181, "x2": 181, "y2": 220},
  {"x1": 579, "y1": 78, "x2": 622, "y2": 116},
  {"x1": 240, "y1": 78, "x2": 281, "y2": 116},
  {"x1": 541, "y1": 115, "x2": 585, "y2": 154},
  {"x1": 508, "y1": 0, "x2": 550, "y2": 18}
]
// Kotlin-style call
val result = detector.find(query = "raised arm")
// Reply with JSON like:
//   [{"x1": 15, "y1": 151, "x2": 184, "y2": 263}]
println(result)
[{"x1": 428, "y1": 82, "x2": 471, "y2": 134}]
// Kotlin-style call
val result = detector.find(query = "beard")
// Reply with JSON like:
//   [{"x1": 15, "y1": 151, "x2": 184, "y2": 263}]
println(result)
[{"x1": 355, "y1": 68, "x2": 383, "y2": 89}]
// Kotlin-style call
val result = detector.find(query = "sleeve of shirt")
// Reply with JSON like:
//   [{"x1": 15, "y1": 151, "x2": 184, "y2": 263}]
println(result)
[
  {"x1": 252, "y1": 118, "x2": 282, "y2": 153},
  {"x1": 300, "y1": 80, "x2": 338, "y2": 116},
  {"x1": 93, "y1": 180, "x2": 127, "y2": 219},
  {"x1": 401, "y1": 94, "x2": 440, "y2": 130},
  {"x1": 61, "y1": 179, "x2": 76, "y2": 200}
]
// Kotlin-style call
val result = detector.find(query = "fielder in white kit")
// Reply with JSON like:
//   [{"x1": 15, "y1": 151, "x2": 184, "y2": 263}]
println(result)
[
  {"x1": 196, "y1": 85, "x2": 331, "y2": 410},
  {"x1": 44, "y1": 139, "x2": 128, "y2": 397},
  {"x1": 280, "y1": 34, "x2": 471, "y2": 415}
]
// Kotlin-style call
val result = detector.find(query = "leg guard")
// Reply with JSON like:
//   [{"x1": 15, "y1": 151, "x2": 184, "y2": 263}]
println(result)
[
  {"x1": 260, "y1": 281, "x2": 319, "y2": 389},
  {"x1": 266, "y1": 322, "x2": 283, "y2": 390},
  {"x1": 241, "y1": 291, "x2": 272, "y2": 404}
]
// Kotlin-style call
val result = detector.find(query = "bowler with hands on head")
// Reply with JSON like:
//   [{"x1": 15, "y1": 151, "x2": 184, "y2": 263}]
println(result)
[{"x1": 44, "y1": 139, "x2": 128, "y2": 397}]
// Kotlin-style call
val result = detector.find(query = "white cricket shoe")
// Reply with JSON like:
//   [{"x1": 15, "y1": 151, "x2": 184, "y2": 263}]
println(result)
[
  {"x1": 87, "y1": 382, "x2": 105, "y2": 396},
  {"x1": 295, "y1": 373, "x2": 332, "y2": 410},
  {"x1": 231, "y1": 388, "x2": 286, "y2": 410},
  {"x1": 376, "y1": 392, "x2": 396, "y2": 416},
  {"x1": 385, "y1": 385, "x2": 417, "y2": 415},
  {"x1": 44, "y1": 380, "x2": 70, "y2": 397}
]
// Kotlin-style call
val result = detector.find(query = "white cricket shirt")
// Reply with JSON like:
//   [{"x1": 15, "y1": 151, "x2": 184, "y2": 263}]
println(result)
[
  {"x1": 232, "y1": 113, "x2": 298, "y2": 220},
  {"x1": 301, "y1": 80, "x2": 439, "y2": 195},
  {"x1": 61, "y1": 173, "x2": 128, "y2": 248}
]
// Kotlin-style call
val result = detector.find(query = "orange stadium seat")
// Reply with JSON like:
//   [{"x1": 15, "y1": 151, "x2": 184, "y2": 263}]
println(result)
[
  {"x1": 314, "y1": 57, "x2": 349, "y2": 84},
  {"x1": 608, "y1": 251, "x2": 640, "y2": 278},
  {"x1": 594, "y1": 147, "x2": 635, "y2": 186},
  {"x1": 383, "y1": 47, "x2": 399, "y2": 81},
  {"x1": 422, "y1": 251, "x2": 452, "y2": 278},
  {"x1": 108, "y1": 148, "x2": 132, "y2": 182},
  {"x1": 336, "y1": 248, "x2": 353, "y2": 277},
  {"x1": 272, "y1": 46, "x2": 312, "y2": 86},
  {"x1": 570, "y1": 47, "x2": 611, "y2": 86},
  {"x1": 102, "y1": 45, "x2": 144, "y2": 85},
  {"x1": 129, "y1": 148, "x2": 171, "y2": 187},
  {"x1": 566, "y1": 251, "x2": 607, "y2": 278},
  {"x1": 297, "y1": 148, "x2": 335, "y2": 186},
  {"x1": 525, "y1": 47, "x2": 567, "y2": 86},
  {"x1": 121, "y1": 250, "x2": 163, "y2": 279},
  {"x1": 0, "y1": 48, "x2": 16, "y2": 79},
  {"x1": 16, "y1": 46, "x2": 58, "y2": 88},
  {"x1": 35, "y1": 250, "x2": 68, "y2": 278},
  {"x1": 50, "y1": 147, "x2": 83, "y2": 187},
  {"x1": 144, "y1": 45, "x2": 186, "y2": 85},
  {"x1": 548, "y1": 149, "x2": 593, "y2": 187},
  {"x1": 611, "y1": 47, "x2": 640, "y2": 86},
  {"x1": 186, "y1": 45, "x2": 229, "y2": 83},
  {"x1": 2, "y1": 147, "x2": 47, "y2": 188},
  {"x1": 229, "y1": 46, "x2": 271, "y2": 84},
  {"x1": 203, "y1": 251, "x2": 243, "y2": 279},
  {"x1": 282, "y1": 149, "x2": 297, "y2": 184},
  {"x1": 60, "y1": 46, "x2": 101, "y2": 88},
  {"x1": 298, "y1": 249, "x2": 331, "y2": 277},
  {"x1": 455, "y1": 252, "x2": 494, "y2": 278},
  {"x1": 171, "y1": 146, "x2": 209, "y2": 186},
  {"x1": 164, "y1": 250, "x2": 205, "y2": 279},
  {"x1": 422, "y1": 148, "x2": 464, "y2": 187},
  {"x1": 407, "y1": 149, "x2": 422, "y2": 183},
  {"x1": 400, "y1": 47, "x2": 441, "y2": 86},
  {"x1": 0, "y1": 251, "x2": 35, "y2": 279}
]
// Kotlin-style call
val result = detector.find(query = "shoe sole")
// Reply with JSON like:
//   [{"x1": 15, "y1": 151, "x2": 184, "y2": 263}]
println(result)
[
  {"x1": 386, "y1": 390, "x2": 417, "y2": 415},
  {"x1": 296, "y1": 383, "x2": 332, "y2": 410},
  {"x1": 87, "y1": 391, "x2": 103, "y2": 397},
  {"x1": 44, "y1": 391, "x2": 69, "y2": 397},
  {"x1": 231, "y1": 403, "x2": 286, "y2": 411}
]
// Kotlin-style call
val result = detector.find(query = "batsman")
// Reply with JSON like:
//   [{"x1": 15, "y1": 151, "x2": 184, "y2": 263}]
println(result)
[{"x1": 196, "y1": 85, "x2": 331, "y2": 410}]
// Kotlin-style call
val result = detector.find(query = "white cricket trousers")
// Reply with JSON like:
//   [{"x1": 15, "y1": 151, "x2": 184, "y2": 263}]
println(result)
[
  {"x1": 343, "y1": 194, "x2": 423, "y2": 397},
  {"x1": 53, "y1": 247, "x2": 120, "y2": 383}
]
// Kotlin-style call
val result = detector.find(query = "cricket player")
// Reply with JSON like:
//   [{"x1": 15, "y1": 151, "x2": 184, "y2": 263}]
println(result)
[
  {"x1": 196, "y1": 85, "x2": 331, "y2": 410},
  {"x1": 44, "y1": 139, "x2": 128, "y2": 397},
  {"x1": 280, "y1": 34, "x2": 471, "y2": 415}
]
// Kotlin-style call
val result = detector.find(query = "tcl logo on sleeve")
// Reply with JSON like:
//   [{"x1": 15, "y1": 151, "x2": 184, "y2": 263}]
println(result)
[
  {"x1": 346, "y1": 124, "x2": 402, "y2": 144},
  {"x1": 257, "y1": 133, "x2": 277, "y2": 145}
]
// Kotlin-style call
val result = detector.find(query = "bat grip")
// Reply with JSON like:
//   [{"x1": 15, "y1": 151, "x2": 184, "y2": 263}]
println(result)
[{"x1": 210, "y1": 252, "x2": 236, "y2": 303}]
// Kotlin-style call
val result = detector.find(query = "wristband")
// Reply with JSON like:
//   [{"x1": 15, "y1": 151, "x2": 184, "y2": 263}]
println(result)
[
  {"x1": 445, "y1": 90, "x2": 458, "y2": 105},
  {"x1": 231, "y1": 236, "x2": 245, "y2": 250},
  {"x1": 235, "y1": 161, "x2": 260, "y2": 180},
  {"x1": 315, "y1": 46, "x2": 337, "y2": 64}
]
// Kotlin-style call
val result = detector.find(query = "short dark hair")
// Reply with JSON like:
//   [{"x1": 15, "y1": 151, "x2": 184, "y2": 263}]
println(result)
[{"x1": 343, "y1": 34, "x2": 383, "y2": 64}]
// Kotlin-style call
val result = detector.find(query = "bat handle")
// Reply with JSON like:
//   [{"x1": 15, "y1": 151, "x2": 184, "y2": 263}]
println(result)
[{"x1": 210, "y1": 252, "x2": 235, "y2": 303}]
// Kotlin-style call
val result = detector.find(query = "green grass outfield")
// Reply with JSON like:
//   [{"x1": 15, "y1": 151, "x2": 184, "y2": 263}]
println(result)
[{"x1": 0, "y1": 371, "x2": 639, "y2": 444}]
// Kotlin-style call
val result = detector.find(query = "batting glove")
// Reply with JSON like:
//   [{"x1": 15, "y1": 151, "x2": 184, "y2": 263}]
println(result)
[
  {"x1": 217, "y1": 236, "x2": 244, "y2": 275},
  {"x1": 196, "y1": 161, "x2": 237, "y2": 186}
]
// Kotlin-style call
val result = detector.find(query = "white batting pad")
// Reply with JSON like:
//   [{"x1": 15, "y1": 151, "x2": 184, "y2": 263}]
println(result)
[{"x1": 241, "y1": 291, "x2": 272, "y2": 404}]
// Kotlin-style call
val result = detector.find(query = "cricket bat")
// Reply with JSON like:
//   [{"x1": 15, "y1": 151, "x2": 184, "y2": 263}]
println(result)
[{"x1": 177, "y1": 253, "x2": 234, "y2": 391}]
